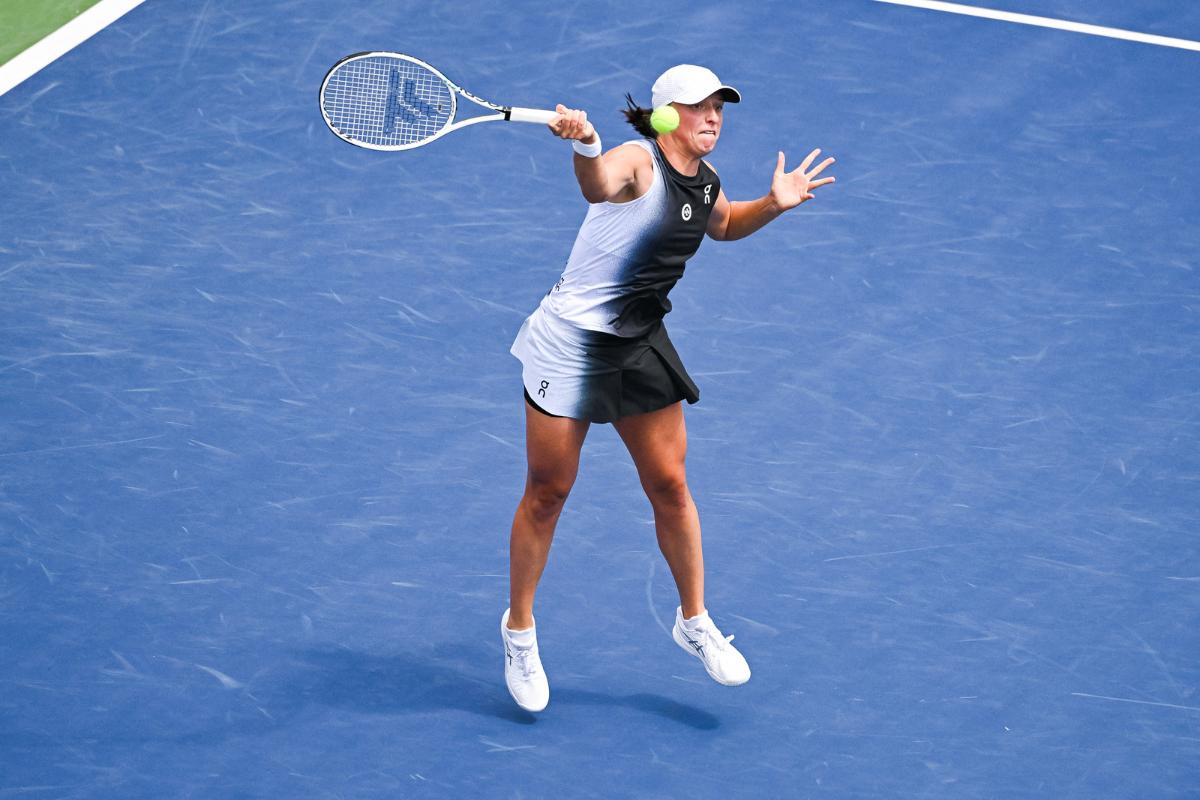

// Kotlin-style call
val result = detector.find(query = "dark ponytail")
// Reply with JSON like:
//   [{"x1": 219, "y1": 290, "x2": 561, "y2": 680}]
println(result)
[{"x1": 622, "y1": 93, "x2": 657, "y2": 139}]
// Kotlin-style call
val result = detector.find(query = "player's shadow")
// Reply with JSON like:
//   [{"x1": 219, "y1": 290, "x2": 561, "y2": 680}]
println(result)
[
  {"x1": 554, "y1": 687, "x2": 720, "y2": 730},
  {"x1": 293, "y1": 644, "x2": 719, "y2": 729},
  {"x1": 294, "y1": 644, "x2": 534, "y2": 724}
]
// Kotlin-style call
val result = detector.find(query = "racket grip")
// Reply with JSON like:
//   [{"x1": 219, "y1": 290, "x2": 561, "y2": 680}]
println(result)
[{"x1": 507, "y1": 107, "x2": 558, "y2": 125}]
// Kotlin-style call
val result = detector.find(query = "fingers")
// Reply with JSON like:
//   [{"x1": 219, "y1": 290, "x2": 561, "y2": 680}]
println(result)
[
  {"x1": 776, "y1": 151, "x2": 786, "y2": 173},
  {"x1": 791, "y1": 150, "x2": 836, "y2": 179},
  {"x1": 778, "y1": 147, "x2": 837, "y2": 206},
  {"x1": 807, "y1": 156, "x2": 836, "y2": 179},
  {"x1": 550, "y1": 104, "x2": 593, "y2": 140}
]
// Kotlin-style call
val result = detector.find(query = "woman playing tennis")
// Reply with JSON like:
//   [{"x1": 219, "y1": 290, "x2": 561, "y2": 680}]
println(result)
[{"x1": 502, "y1": 64, "x2": 836, "y2": 712}]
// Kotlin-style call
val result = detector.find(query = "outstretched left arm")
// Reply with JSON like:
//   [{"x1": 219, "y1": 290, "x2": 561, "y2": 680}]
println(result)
[{"x1": 707, "y1": 149, "x2": 836, "y2": 241}]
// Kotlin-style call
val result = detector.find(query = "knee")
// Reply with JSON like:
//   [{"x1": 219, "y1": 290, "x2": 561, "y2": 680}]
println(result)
[
  {"x1": 643, "y1": 470, "x2": 692, "y2": 514},
  {"x1": 523, "y1": 471, "x2": 574, "y2": 524}
]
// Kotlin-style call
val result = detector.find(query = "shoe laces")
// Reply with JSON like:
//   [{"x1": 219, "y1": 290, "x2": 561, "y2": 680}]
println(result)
[
  {"x1": 512, "y1": 645, "x2": 540, "y2": 678},
  {"x1": 691, "y1": 621, "x2": 735, "y2": 652}
]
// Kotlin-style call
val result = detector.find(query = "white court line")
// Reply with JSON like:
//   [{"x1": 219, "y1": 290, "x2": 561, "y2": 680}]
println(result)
[
  {"x1": 1071, "y1": 692, "x2": 1200, "y2": 713},
  {"x1": 874, "y1": 0, "x2": 1200, "y2": 52},
  {"x1": 0, "y1": 0, "x2": 148, "y2": 98}
]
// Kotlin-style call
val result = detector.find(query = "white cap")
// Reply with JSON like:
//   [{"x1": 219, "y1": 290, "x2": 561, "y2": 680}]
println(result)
[{"x1": 651, "y1": 64, "x2": 741, "y2": 109}]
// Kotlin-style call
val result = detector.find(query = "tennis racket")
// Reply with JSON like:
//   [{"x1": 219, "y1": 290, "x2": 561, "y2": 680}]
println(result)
[{"x1": 319, "y1": 52, "x2": 559, "y2": 151}]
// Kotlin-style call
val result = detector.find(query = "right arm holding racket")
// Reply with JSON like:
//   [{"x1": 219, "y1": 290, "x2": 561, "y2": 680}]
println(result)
[{"x1": 546, "y1": 104, "x2": 645, "y2": 205}]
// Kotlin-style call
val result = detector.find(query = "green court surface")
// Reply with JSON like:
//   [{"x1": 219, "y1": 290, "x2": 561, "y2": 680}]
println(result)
[{"x1": 0, "y1": 0, "x2": 102, "y2": 66}]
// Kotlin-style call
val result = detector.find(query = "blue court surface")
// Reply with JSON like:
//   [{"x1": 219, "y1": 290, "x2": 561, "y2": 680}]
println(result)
[{"x1": 3, "y1": 1, "x2": 1199, "y2": 797}]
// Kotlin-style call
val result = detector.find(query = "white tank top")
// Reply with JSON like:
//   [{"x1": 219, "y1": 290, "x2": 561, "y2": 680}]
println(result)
[{"x1": 540, "y1": 139, "x2": 721, "y2": 337}]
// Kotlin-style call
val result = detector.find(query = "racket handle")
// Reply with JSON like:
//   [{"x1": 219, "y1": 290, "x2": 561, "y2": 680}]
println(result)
[{"x1": 507, "y1": 107, "x2": 558, "y2": 124}]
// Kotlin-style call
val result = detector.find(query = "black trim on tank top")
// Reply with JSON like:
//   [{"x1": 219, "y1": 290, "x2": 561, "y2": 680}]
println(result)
[{"x1": 651, "y1": 141, "x2": 715, "y2": 187}]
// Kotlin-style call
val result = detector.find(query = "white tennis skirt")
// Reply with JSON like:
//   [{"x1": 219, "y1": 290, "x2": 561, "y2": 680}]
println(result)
[{"x1": 510, "y1": 305, "x2": 699, "y2": 423}]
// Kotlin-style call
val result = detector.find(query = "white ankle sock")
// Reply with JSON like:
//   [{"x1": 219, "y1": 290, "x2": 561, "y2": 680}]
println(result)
[
  {"x1": 506, "y1": 625, "x2": 536, "y2": 647},
  {"x1": 681, "y1": 609, "x2": 711, "y2": 631}
]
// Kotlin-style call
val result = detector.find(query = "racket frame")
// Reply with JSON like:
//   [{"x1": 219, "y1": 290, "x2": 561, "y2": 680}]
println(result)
[{"x1": 319, "y1": 51, "x2": 556, "y2": 151}]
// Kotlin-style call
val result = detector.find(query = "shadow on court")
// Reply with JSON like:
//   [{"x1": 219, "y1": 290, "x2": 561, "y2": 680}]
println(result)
[
  {"x1": 554, "y1": 688, "x2": 721, "y2": 730},
  {"x1": 294, "y1": 645, "x2": 720, "y2": 730}
]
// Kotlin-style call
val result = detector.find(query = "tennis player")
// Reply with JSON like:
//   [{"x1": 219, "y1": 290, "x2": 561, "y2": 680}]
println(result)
[{"x1": 502, "y1": 64, "x2": 836, "y2": 712}]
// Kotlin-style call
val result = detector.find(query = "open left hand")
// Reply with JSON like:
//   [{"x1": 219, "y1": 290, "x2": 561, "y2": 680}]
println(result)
[{"x1": 770, "y1": 149, "x2": 836, "y2": 211}]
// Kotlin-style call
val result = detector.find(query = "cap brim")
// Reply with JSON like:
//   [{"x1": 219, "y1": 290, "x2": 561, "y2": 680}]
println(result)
[{"x1": 672, "y1": 84, "x2": 741, "y2": 105}]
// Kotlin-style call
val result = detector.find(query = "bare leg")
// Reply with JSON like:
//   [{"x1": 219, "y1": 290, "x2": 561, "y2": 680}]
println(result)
[
  {"x1": 613, "y1": 402, "x2": 705, "y2": 619},
  {"x1": 507, "y1": 401, "x2": 590, "y2": 630}
]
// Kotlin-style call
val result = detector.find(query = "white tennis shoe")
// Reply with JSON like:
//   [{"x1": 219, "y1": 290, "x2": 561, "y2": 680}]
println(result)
[
  {"x1": 672, "y1": 606, "x2": 751, "y2": 686},
  {"x1": 501, "y1": 609, "x2": 549, "y2": 712}
]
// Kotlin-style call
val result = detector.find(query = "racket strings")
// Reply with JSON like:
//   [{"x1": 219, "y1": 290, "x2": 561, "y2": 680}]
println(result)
[{"x1": 322, "y1": 56, "x2": 454, "y2": 147}]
